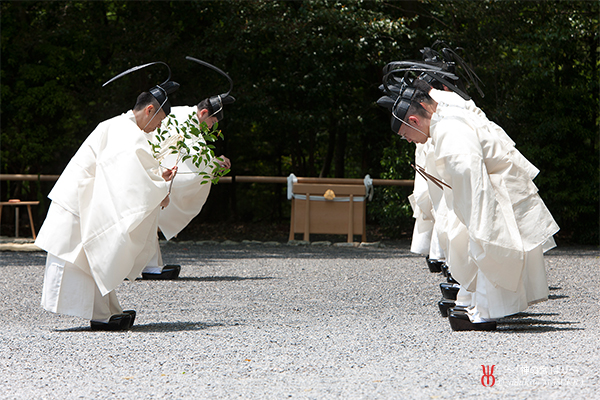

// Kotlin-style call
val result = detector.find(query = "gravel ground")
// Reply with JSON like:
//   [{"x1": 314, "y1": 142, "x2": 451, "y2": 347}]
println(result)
[{"x1": 0, "y1": 239, "x2": 598, "y2": 399}]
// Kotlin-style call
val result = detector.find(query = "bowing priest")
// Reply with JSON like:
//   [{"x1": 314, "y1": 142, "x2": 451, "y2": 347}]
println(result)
[
  {"x1": 36, "y1": 75, "x2": 180, "y2": 331},
  {"x1": 140, "y1": 94, "x2": 234, "y2": 280},
  {"x1": 407, "y1": 44, "x2": 483, "y2": 272},
  {"x1": 386, "y1": 81, "x2": 559, "y2": 331}
]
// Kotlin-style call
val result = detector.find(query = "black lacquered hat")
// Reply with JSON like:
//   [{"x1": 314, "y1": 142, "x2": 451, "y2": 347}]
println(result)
[
  {"x1": 103, "y1": 61, "x2": 180, "y2": 115},
  {"x1": 186, "y1": 56, "x2": 235, "y2": 121}
]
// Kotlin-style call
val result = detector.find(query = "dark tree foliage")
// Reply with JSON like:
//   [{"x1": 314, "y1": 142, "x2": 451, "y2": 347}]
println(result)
[
  {"x1": 183, "y1": 1, "x2": 414, "y2": 220},
  {"x1": 410, "y1": 0, "x2": 599, "y2": 244},
  {"x1": 1, "y1": 0, "x2": 598, "y2": 244}
]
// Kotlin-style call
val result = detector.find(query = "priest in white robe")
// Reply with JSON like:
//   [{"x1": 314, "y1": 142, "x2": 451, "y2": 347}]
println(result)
[
  {"x1": 140, "y1": 96, "x2": 233, "y2": 279},
  {"x1": 398, "y1": 86, "x2": 559, "y2": 330},
  {"x1": 36, "y1": 89, "x2": 178, "y2": 331}
]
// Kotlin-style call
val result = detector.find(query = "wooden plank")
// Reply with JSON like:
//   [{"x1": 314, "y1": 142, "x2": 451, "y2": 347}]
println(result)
[{"x1": 291, "y1": 200, "x2": 365, "y2": 235}]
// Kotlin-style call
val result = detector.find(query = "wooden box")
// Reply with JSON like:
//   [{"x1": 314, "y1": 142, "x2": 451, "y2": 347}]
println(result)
[{"x1": 289, "y1": 183, "x2": 366, "y2": 243}]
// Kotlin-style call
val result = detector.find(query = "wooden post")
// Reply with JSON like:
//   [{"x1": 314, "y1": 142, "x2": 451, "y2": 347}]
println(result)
[
  {"x1": 361, "y1": 201, "x2": 367, "y2": 243},
  {"x1": 288, "y1": 197, "x2": 295, "y2": 241},
  {"x1": 27, "y1": 204, "x2": 36, "y2": 239},
  {"x1": 303, "y1": 192, "x2": 310, "y2": 242},
  {"x1": 348, "y1": 194, "x2": 354, "y2": 243},
  {"x1": 15, "y1": 207, "x2": 19, "y2": 238}
]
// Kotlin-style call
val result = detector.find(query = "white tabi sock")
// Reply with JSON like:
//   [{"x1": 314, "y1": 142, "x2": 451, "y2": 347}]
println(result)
[
  {"x1": 468, "y1": 306, "x2": 497, "y2": 324},
  {"x1": 455, "y1": 286, "x2": 472, "y2": 307},
  {"x1": 142, "y1": 266, "x2": 163, "y2": 274}
]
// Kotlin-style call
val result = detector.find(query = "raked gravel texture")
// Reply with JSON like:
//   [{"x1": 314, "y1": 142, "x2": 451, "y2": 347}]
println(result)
[{"x1": 0, "y1": 240, "x2": 598, "y2": 399}]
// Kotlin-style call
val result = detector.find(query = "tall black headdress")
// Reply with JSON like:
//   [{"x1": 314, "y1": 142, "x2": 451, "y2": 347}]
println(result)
[
  {"x1": 377, "y1": 42, "x2": 484, "y2": 133},
  {"x1": 377, "y1": 62, "x2": 459, "y2": 133},
  {"x1": 185, "y1": 56, "x2": 235, "y2": 121},
  {"x1": 103, "y1": 61, "x2": 180, "y2": 115},
  {"x1": 419, "y1": 41, "x2": 484, "y2": 99}
]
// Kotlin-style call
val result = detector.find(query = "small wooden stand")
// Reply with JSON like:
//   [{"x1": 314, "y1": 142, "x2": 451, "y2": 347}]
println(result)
[
  {"x1": 289, "y1": 183, "x2": 367, "y2": 243},
  {"x1": 0, "y1": 200, "x2": 40, "y2": 239}
]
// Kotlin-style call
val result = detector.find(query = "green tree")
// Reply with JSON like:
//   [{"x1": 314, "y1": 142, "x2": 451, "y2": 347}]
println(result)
[
  {"x1": 183, "y1": 0, "x2": 416, "y2": 220},
  {"x1": 412, "y1": 0, "x2": 599, "y2": 244}
]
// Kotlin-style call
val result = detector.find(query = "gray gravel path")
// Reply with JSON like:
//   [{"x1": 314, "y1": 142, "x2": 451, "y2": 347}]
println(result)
[{"x1": 0, "y1": 240, "x2": 598, "y2": 399}]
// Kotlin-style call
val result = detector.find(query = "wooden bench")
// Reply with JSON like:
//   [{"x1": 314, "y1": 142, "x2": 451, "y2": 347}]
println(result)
[
  {"x1": 0, "y1": 200, "x2": 40, "y2": 239},
  {"x1": 288, "y1": 176, "x2": 371, "y2": 243}
]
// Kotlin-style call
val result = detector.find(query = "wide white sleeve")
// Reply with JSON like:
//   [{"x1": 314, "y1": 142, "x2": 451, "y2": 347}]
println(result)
[
  {"x1": 434, "y1": 117, "x2": 525, "y2": 292},
  {"x1": 158, "y1": 158, "x2": 213, "y2": 240},
  {"x1": 410, "y1": 143, "x2": 435, "y2": 255},
  {"x1": 157, "y1": 106, "x2": 216, "y2": 239}
]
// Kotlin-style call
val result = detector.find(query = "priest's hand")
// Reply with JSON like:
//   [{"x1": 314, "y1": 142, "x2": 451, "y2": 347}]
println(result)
[
  {"x1": 162, "y1": 166, "x2": 178, "y2": 182},
  {"x1": 216, "y1": 156, "x2": 231, "y2": 170},
  {"x1": 160, "y1": 194, "x2": 170, "y2": 209}
]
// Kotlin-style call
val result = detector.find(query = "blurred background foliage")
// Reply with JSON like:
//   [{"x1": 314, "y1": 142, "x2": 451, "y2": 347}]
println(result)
[{"x1": 1, "y1": 0, "x2": 598, "y2": 244}]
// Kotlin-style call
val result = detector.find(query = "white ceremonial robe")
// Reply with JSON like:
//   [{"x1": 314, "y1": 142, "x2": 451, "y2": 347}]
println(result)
[
  {"x1": 410, "y1": 89, "x2": 504, "y2": 262},
  {"x1": 409, "y1": 143, "x2": 435, "y2": 255},
  {"x1": 426, "y1": 99, "x2": 559, "y2": 318},
  {"x1": 143, "y1": 106, "x2": 217, "y2": 270},
  {"x1": 154, "y1": 106, "x2": 214, "y2": 240},
  {"x1": 429, "y1": 89, "x2": 541, "y2": 181},
  {"x1": 36, "y1": 111, "x2": 169, "y2": 320}
]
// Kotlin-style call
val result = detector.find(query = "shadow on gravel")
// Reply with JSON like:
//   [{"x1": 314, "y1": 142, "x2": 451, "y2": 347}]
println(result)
[
  {"x1": 548, "y1": 294, "x2": 569, "y2": 300},
  {"x1": 131, "y1": 321, "x2": 226, "y2": 332},
  {"x1": 55, "y1": 321, "x2": 227, "y2": 333},
  {"x1": 164, "y1": 246, "x2": 419, "y2": 261},
  {"x1": 503, "y1": 312, "x2": 560, "y2": 318},
  {"x1": 55, "y1": 326, "x2": 96, "y2": 332},
  {"x1": 545, "y1": 287, "x2": 568, "y2": 300},
  {"x1": 497, "y1": 318, "x2": 582, "y2": 333},
  {"x1": 498, "y1": 325, "x2": 584, "y2": 332},
  {"x1": 177, "y1": 276, "x2": 276, "y2": 282},
  {"x1": 499, "y1": 318, "x2": 576, "y2": 325}
]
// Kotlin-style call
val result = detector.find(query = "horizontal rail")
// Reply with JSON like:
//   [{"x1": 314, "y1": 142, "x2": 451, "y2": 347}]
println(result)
[
  {"x1": 219, "y1": 176, "x2": 287, "y2": 184},
  {"x1": 0, "y1": 174, "x2": 61, "y2": 181},
  {"x1": 1, "y1": 174, "x2": 414, "y2": 186}
]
